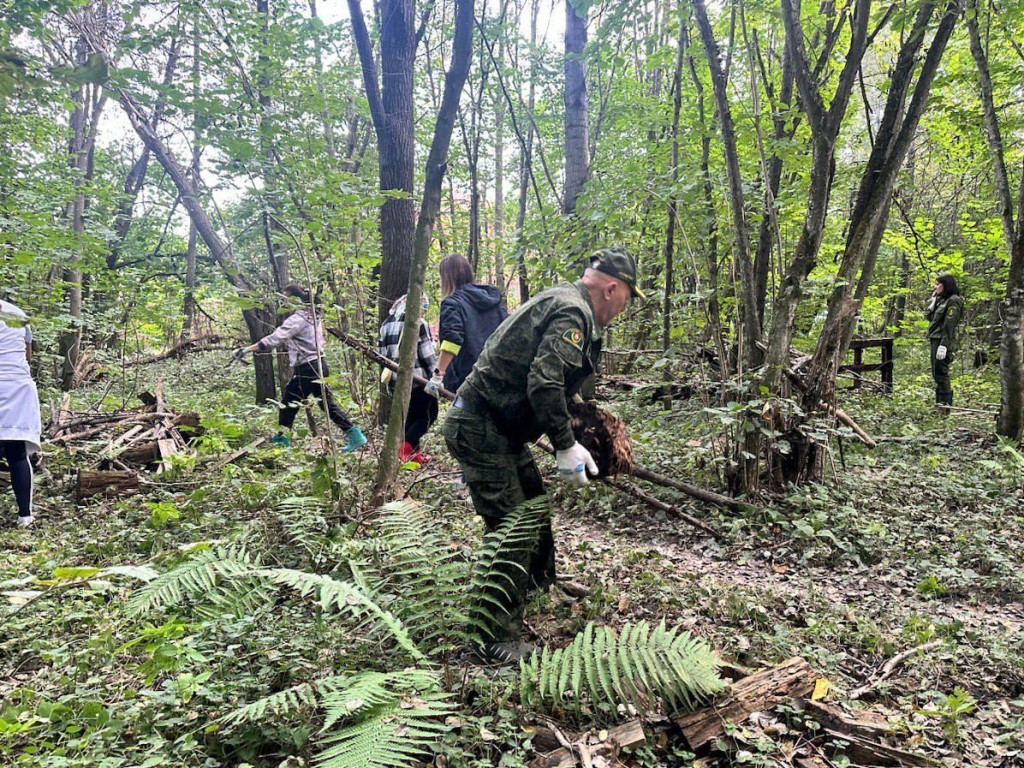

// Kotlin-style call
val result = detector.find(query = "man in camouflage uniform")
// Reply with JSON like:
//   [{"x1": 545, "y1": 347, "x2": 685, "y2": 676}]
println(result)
[
  {"x1": 441, "y1": 248, "x2": 643, "y2": 662},
  {"x1": 925, "y1": 274, "x2": 964, "y2": 407}
]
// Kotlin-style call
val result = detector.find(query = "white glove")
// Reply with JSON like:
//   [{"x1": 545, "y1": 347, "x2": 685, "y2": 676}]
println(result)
[
  {"x1": 555, "y1": 441, "x2": 598, "y2": 486},
  {"x1": 936, "y1": 345, "x2": 947, "y2": 361},
  {"x1": 424, "y1": 370, "x2": 444, "y2": 398},
  {"x1": 927, "y1": 296, "x2": 937, "y2": 311}
]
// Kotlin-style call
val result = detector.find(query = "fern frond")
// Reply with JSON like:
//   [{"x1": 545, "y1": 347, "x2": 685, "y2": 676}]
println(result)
[
  {"x1": 314, "y1": 669, "x2": 453, "y2": 768},
  {"x1": 128, "y1": 546, "x2": 259, "y2": 616},
  {"x1": 259, "y1": 567, "x2": 426, "y2": 662},
  {"x1": 467, "y1": 496, "x2": 550, "y2": 638},
  {"x1": 316, "y1": 690, "x2": 453, "y2": 768},
  {"x1": 130, "y1": 551, "x2": 424, "y2": 662},
  {"x1": 360, "y1": 501, "x2": 473, "y2": 652},
  {"x1": 220, "y1": 679, "x2": 321, "y2": 729},
  {"x1": 520, "y1": 620, "x2": 724, "y2": 717}
]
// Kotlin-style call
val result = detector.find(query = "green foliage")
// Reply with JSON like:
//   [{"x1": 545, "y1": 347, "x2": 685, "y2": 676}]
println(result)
[
  {"x1": 519, "y1": 620, "x2": 724, "y2": 717},
  {"x1": 364, "y1": 501, "x2": 472, "y2": 653},
  {"x1": 468, "y1": 496, "x2": 552, "y2": 638},
  {"x1": 129, "y1": 544, "x2": 425, "y2": 662}
]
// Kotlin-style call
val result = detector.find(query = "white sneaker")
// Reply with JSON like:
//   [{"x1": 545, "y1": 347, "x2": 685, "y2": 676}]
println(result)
[{"x1": 16, "y1": 515, "x2": 35, "y2": 528}]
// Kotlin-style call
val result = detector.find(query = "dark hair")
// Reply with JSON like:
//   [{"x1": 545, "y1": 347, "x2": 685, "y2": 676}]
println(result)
[
  {"x1": 282, "y1": 284, "x2": 311, "y2": 303},
  {"x1": 936, "y1": 274, "x2": 960, "y2": 297},
  {"x1": 439, "y1": 254, "x2": 475, "y2": 298}
]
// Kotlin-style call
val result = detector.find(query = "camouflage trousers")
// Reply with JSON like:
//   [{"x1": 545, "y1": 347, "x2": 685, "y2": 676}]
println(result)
[
  {"x1": 930, "y1": 338, "x2": 954, "y2": 405},
  {"x1": 441, "y1": 406, "x2": 555, "y2": 642}
]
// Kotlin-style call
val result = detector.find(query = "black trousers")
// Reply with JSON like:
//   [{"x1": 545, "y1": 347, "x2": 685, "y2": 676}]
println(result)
[
  {"x1": 405, "y1": 385, "x2": 438, "y2": 448},
  {"x1": 279, "y1": 360, "x2": 353, "y2": 431},
  {"x1": 1, "y1": 441, "x2": 32, "y2": 517},
  {"x1": 930, "y1": 339, "x2": 954, "y2": 405}
]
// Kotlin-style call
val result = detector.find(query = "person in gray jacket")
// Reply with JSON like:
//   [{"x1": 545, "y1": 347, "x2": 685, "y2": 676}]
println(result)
[{"x1": 238, "y1": 284, "x2": 367, "y2": 451}]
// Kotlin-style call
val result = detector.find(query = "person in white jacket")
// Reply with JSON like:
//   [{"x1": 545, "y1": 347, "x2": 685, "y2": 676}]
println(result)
[
  {"x1": 0, "y1": 299, "x2": 42, "y2": 528},
  {"x1": 239, "y1": 285, "x2": 367, "y2": 451}
]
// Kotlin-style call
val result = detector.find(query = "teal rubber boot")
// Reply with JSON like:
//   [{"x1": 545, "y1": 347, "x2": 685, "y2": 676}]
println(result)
[
  {"x1": 341, "y1": 426, "x2": 367, "y2": 453},
  {"x1": 271, "y1": 432, "x2": 291, "y2": 447}
]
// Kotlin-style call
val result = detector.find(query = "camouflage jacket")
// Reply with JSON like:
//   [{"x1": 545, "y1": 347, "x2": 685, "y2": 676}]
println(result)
[
  {"x1": 460, "y1": 280, "x2": 602, "y2": 450},
  {"x1": 926, "y1": 294, "x2": 964, "y2": 349}
]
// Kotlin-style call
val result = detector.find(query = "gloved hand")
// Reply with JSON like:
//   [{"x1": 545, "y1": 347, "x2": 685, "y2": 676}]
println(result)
[
  {"x1": 424, "y1": 369, "x2": 444, "y2": 398},
  {"x1": 936, "y1": 345, "x2": 947, "y2": 361},
  {"x1": 555, "y1": 441, "x2": 598, "y2": 486},
  {"x1": 927, "y1": 295, "x2": 938, "y2": 311}
]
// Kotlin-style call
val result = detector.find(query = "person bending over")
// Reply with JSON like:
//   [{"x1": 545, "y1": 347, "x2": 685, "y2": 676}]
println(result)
[
  {"x1": 238, "y1": 284, "x2": 367, "y2": 452},
  {"x1": 440, "y1": 247, "x2": 643, "y2": 662}
]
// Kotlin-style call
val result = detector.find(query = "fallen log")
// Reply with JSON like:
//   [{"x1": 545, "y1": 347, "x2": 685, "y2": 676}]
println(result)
[
  {"x1": 206, "y1": 436, "x2": 270, "y2": 472},
  {"x1": 631, "y1": 467, "x2": 755, "y2": 513},
  {"x1": 823, "y1": 728, "x2": 939, "y2": 767},
  {"x1": 801, "y1": 699, "x2": 891, "y2": 740},
  {"x1": 76, "y1": 470, "x2": 139, "y2": 500},
  {"x1": 602, "y1": 477, "x2": 723, "y2": 540},
  {"x1": 674, "y1": 656, "x2": 816, "y2": 751}
]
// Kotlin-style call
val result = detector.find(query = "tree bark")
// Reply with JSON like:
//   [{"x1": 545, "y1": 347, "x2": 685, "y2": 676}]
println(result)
[
  {"x1": 691, "y1": 0, "x2": 760, "y2": 370},
  {"x1": 347, "y1": 0, "x2": 416, "y2": 322},
  {"x1": 371, "y1": 0, "x2": 476, "y2": 504},
  {"x1": 804, "y1": 0, "x2": 959, "y2": 417},
  {"x1": 563, "y1": 0, "x2": 590, "y2": 215},
  {"x1": 967, "y1": 0, "x2": 1024, "y2": 439}
]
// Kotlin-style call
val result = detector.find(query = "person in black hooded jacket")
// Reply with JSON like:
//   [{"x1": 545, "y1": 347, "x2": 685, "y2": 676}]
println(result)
[{"x1": 425, "y1": 254, "x2": 508, "y2": 397}]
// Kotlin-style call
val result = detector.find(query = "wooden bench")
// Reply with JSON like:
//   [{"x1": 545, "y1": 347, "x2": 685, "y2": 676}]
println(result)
[{"x1": 840, "y1": 337, "x2": 894, "y2": 393}]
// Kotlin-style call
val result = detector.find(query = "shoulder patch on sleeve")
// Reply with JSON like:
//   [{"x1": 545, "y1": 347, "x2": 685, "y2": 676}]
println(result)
[{"x1": 561, "y1": 327, "x2": 585, "y2": 351}]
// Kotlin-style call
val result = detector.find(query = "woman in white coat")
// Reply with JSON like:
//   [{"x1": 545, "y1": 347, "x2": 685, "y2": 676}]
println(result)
[{"x1": 0, "y1": 299, "x2": 41, "y2": 528}]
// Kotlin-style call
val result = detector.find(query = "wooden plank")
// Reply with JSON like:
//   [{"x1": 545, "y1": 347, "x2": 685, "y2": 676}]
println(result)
[
  {"x1": 208, "y1": 436, "x2": 269, "y2": 471},
  {"x1": 157, "y1": 438, "x2": 179, "y2": 473},
  {"x1": 674, "y1": 657, "x2": 816, "y2": 751}
]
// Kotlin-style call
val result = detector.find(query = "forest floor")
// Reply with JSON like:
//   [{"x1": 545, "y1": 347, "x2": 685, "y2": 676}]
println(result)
[{"x1": 1, "y1": 350, "x2": 1021, "y2": 768}]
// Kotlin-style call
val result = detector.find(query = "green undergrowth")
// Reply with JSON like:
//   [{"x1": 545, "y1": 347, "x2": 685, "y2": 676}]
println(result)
[{"x1": 1, "y1": 352, "x2": 1022, "y2": 767}]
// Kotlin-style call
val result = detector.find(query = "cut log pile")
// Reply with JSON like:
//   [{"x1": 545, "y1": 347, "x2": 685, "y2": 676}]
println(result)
[{"x1": 46, "y1": 381, "x2": 202, "y2": 500}]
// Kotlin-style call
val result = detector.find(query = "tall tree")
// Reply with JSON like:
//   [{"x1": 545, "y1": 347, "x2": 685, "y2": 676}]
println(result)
[
  {"x1": 966, "y1": 0, "x2": 1024, "y2": 440},
  {"x1": 372, "y1": 0, "x2": 476, "y2": 502},
  {"x1": 347, "y1": 0, "x2": 416, "y2": 319},
  {"x1": 563, "y1": 0, "x2": 589, "y2": 215}
]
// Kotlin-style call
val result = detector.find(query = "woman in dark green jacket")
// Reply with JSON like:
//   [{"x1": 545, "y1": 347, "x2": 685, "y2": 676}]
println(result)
[{"x1": 925, "y1": 274, "x2": 963, "y2": 407}]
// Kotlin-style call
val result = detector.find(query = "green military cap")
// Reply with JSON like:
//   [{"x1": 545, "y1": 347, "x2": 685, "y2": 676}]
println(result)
[{"x1": 589, "y1": 247, "x2": 645, "y2": 300}]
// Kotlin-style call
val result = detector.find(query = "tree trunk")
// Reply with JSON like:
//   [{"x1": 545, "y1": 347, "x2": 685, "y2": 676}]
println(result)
[
  {"x1": 563, "y1": 0, "x2": 590, "y2": 215},
  {"x1": 59, "y1": 36, "x2": 91, "y2": 391},
  {"x1": 182, "y1": 16, "x2": 200, "y2": 343},
  {"x1": 967, "y1": 1, "x2": 1024, "y2": 440},
  {"x1": 804, "y1": 1, "x2": 958, "y2": 420},
  {"x1": 761, "y1": 0, "x2": 871, "y2": 392},
  {"x1": 514, "y1": 0, "x2": 539, "y2": 302},
  {"x1": 692, "y1": 0, "x2": 760, "y2": 370},
  {"x1": 347, "y1": 0, "x2": 416, "y2": 322},
  {"x1": 371, "y1": 0, "x2": 476, "y2": 504},
  {"x1": 118, "y1": 90, "x2": 276, "y2": 403},
  {"x1": 662, "y1": 17, "x2": 684, "y2": 353}
]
